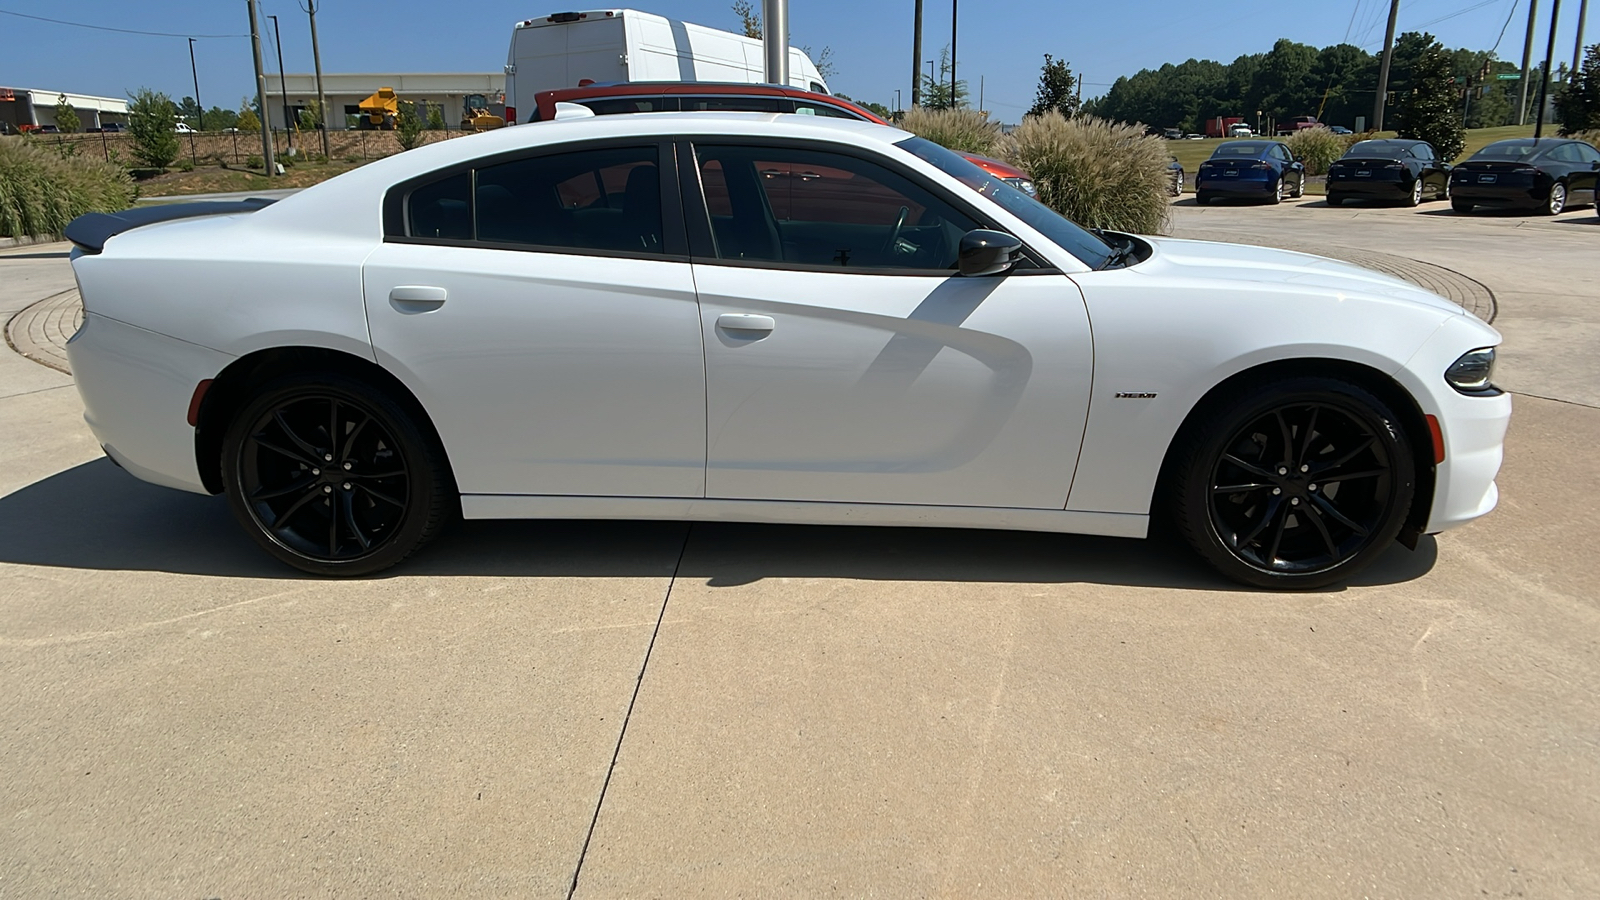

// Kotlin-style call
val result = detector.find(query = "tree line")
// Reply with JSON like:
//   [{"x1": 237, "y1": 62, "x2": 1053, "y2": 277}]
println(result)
[{"x1": 1083, "y1": 33, "x2": 1533, "y2": 132}]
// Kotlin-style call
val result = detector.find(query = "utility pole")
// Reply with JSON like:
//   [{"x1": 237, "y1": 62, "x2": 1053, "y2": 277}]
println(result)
[
  {"x1": 305, "y1": 0, "x2": 330, "y2": 157},
  {"x1": 949, "y1": 0, "x2": 958, "y2": 108},
  {"x1": 187, "y1": 37, "x2": 203, "y2": 132},
  {"x1": 1536, "y1": 0, "x2": 1563, "y2": 137},
  {"x1": 1574, "y1": 0, "x2": 1590, "y2": 82},
  {"x1": 1372, "y1": 0, "x2": 1401, "y2": 132},
  {"x1": 267, "y1": 14, "x2": 293, "y2": 151},
  {"x1": 761, "y1": 0, "x2": 788, "y2": 85},
  {"x1": 910, "y1": 0, "x2": 923, "y2": 107},
  {"x1": 979, "y1": 75, "x2": 984, "y2": 113},
  {"x1": 1519, "y1": 0, "x2": 1541, "y2": 124},
  {"x1": 246, "y1": 0, "x2": 275, "y2": 176}
]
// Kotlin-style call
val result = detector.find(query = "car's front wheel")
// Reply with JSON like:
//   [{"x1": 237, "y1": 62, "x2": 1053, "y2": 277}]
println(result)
[
  {"x1": 221, "y1": 373, "x2": 453, "y2": 576},
  {"x1": 1169, "y1": 377, "x2": 1416, "y2": 589}
]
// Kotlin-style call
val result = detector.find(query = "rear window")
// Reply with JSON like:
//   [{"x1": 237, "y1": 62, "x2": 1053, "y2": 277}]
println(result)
[
  {"x1": 406, "y1": 172, "x2": 471, "y2": 241},
  {"x1": 1471, "y1": 142, "x2": 1541, "y2": 161},
  {"x1": 1211, "y1": 142, "x2": 1272, "y2": 157}
]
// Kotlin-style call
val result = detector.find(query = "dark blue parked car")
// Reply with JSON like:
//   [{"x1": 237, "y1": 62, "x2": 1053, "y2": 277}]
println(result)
[{"x1": 1195, "y1": 140, "x2": 1307, "y2": 205}]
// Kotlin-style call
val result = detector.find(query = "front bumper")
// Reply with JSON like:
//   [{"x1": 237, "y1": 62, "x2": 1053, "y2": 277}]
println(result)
[{"x1": 66, "y1": 312, "x2": 231, "y2": 494}]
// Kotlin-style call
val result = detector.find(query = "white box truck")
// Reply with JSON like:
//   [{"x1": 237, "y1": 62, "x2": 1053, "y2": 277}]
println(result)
[{"x1": 504, "y1": 9, "x2": 829, "y2": 125}]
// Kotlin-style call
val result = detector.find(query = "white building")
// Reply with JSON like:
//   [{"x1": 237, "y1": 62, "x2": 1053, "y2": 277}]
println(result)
[
  {"x1": 263, "y1": 72, "x2": 505, "y2": 131},
  {"x1": 0, "y1": 87, "x2": 128, "y2": 132}
]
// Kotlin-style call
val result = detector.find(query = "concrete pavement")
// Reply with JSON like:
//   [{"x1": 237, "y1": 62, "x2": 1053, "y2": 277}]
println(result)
[{"x1": 1, "y1": 209, "x2": 1596, "y2": 897}]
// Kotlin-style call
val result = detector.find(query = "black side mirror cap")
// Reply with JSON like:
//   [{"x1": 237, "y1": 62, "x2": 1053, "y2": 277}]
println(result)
[{"x1": 958, "y1": 229, "x2": 1023, "y2": 277}]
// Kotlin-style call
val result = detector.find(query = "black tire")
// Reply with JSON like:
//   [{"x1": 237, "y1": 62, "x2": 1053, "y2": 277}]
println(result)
[
  {"x1": 1268, "y1": 179, "x2": 1283, "y2": 204},
  {"x1": 1291, "y1": 174, "x2": 1305, "y2": 198},
  {"x1": 1438, "y1": 178, "x2": 1451, "y2": 202},
  {"x1": 1169, "y1": 376, "x2": 1416, "y2": 590},
  {"x1": 221, "y1": 372, "x2": 453, "y2": 576},
  {"x1": 1404, "y1": 178, "x2": 1423, "y2": 207},
  {"x1": 1541, "y1": 181, "x2": 1567, "y2": 215},
  {"x1": 1196, "y1": 193, "x2": 1212, "y2": 206},
  {"x1": 1326, "y1": 194, "x2": 1343, "y2": 208},
  {"x1": 1451, "y1": 199, "x2": 1474, "y2": 214}
]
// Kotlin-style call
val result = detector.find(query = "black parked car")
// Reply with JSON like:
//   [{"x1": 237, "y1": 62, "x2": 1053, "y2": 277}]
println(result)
[
  {"x1": 1326, "y1": 139, "x2": 1452, "y2": 207},
  {"x1": 1195, "y1": 140, "x2": 1306, "y2": 205},
  {"x1": 1450, "y1": 138, "x2": 1600, "y2": 215}
]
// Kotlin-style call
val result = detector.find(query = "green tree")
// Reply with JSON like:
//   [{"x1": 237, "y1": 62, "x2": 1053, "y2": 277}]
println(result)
[
  {"x1": 53, "y1": 94, "x2": 81, "y2": 133},
  {"x1": 206, "y1": 106, "x2": 240, "y2": 131},
  {"x1": 1396, "y1": 47, "x2": 1466, "y2": 161},
  {"x1": 857, "y1": 100, "x2": 894, "y2": 120},
  {"x1": 396, "y1": 100, "x2": 425, "y2": 150},
  {"x1": 127, "y1": 87, "x2": 180, "y2": 169},
  {"x1": 298, "y1": 99, "x2": 323, "y2": 133},
  {"x1": 425, "y1": 104, "x2": 445, "y2": 131},
  {"x1": 177, "y1": 95, "x2": 203, "y2": 130},
  {"x1": 1555, "y1": 44, "x2": 1600, "y2": 134},
  {"x1": 732, "y1": 0, "x2": 761, "y2": 38},
  {"x1": 1027, "y1": 54, "x2": 1080, "y2": 118},
  {"x1": 237, "y1": 104, "x2": 261, "y2": 133},
  {"x1": 919, "y1": 46, "x2": 968, "y2": 110}
]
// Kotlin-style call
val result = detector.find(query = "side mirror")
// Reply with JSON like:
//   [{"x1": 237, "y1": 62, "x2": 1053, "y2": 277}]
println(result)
[{"x1": 958, "y1": 230, "x2": 1023, "y2": 277}]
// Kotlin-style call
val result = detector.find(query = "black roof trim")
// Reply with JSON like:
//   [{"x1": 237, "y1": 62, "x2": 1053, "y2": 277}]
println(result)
[{"x1": 64, "y1": 197, "x2": 277, "y2": 254}]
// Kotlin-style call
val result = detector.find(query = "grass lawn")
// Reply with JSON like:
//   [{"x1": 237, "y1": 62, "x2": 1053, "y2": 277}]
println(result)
[
  {"x1": 137, "y1": 160, "x2": 365, "y2": 197},
  {"x1": 1165, "y1": 124, "x2": 1542, "y2": 192}
]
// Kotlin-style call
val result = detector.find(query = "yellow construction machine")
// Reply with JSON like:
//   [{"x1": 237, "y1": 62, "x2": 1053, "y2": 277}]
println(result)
[{"x1": 356, "y1": 87, "x2": 398, "y2": 130}]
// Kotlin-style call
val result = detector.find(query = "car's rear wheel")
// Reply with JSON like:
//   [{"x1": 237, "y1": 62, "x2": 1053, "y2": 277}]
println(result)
[
  {"x1": 1451, "y1": 199, "x2": 1474, "y2": 214},
  {"x1": 1405, "y1": 178, "x2": 1424, "y2": 207},
  {"x1": 1169, "y1": 377, "x2": 1416, "y2": 589},
  {"x1": 1196, "y1": 193, "x2": 1212, "y2": 206},
  {"x1": 1326, "y1": 193, "x2": 1343, "y2": 207},
  {"x1": 1543, "y1": 181, "x2": 1567, "y2": 215},
  {"x1": 1269, "y1": 179, "x2": 1283, "y2": 204},
  {"x1": 221, "y1": 373, "x2": 452, "y2": 576}
]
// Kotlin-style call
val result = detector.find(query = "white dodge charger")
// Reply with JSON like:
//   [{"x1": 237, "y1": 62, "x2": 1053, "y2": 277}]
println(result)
[{"x1": 63, "y1": 113, "x2": 1510, "y2": 588}]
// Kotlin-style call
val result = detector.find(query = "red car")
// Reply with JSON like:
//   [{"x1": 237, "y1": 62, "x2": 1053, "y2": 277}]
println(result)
[{"x1": 525, "y1": 82, "x2": 1038, "y2": 197}]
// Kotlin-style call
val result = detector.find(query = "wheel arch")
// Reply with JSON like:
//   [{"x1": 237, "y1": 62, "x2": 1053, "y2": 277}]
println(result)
[
  {"x1": 1152, "y1": 357, "x2": 1436, "y2": 546},
  {"x1": 194, "y1": 345, "x2": 455, "y2": 497}
]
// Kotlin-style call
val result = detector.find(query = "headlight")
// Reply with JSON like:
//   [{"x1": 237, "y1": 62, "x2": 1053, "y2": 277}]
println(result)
[{"x1": 1444, "y1": 347, "x2": 1497, "y2": 393}]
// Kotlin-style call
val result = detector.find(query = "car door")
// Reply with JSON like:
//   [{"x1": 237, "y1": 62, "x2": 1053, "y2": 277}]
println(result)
[
  {"x1": 362, "y1": 141, "x2": 708, "y2": 498},
  {"x1": 682, "y1": 139, "x2": 1094, "y2": 509},
  {"x1": 1567, "y1": 141, "x2": 1600, "y2": 202}
]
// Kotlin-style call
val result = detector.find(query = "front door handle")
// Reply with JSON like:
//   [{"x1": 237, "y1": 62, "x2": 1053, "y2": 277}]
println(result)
[
  {"x1": 389, "y1": 285, "x2": 447, "y2": 312},
  {"x1": 717, "y1": 313, "x2": 775, "y2": 332}
]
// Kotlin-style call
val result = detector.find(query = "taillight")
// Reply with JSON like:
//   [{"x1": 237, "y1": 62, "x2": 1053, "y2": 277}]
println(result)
[
  {"x1": 1253, "y1": 161, "x2": 1272, "y2": 169},
  {"x1": 1512, "y1": 166, "x2": 1538, "y2": 174},
  {"x1": 504, "y1": 105, "x2": 517, "y2": 124},
  {"x1": 1385, "y1": 162, "x2": 1405, "y2": 170}
]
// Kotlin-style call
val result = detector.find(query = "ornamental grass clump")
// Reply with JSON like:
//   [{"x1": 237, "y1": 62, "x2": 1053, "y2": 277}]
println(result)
[
  {"x1": 899, "y1": 106, "x2": 1004, "y2": 157},
  {"x1": 1283, "y1": 125, "x2": 1345, "y2": 176},
  {"x1": 0, "y1": 136, "x2": 137, "y2": 239},
  {"x1": 1010, "y1": 112, "x2": 1171, "y2": 234}
]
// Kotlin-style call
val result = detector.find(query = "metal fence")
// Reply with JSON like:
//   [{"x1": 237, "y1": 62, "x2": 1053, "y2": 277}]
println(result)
[{"x1": 33, "y1": 127, "x2": 477, "y2": 167}]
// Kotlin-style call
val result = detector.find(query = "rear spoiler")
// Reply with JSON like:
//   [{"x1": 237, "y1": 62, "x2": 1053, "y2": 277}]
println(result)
[{"x1": 64, "y1": 197, "x2": 278, "y2": 255}]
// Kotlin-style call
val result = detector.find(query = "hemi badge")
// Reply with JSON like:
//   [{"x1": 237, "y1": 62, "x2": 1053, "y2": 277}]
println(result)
[{"x1": 1115, "y1": 391, "x2": 1158, "y2": 399}]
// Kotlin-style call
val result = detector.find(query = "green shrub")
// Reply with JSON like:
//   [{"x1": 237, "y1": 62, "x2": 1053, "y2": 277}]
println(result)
[
  {"x1": 395, "y1": 101, "x2": 424, "y2": 151},
  {"x1": 176, "y1": 159, "x2": 195, "y2": 173},
  {"x1": 127, "y1": 87, "x2": 180, "y2": 169},
  {"x1": 1283, "y1": 126, "x2": 1345, "y2": 176},
  {"x1": 1010, "y1": 112, "x2": 1171, "y2": 235},
  {"x1": 899, "y1": 106, "x2": 1003, "y2": 156},
  {"x1": 0, "y1": 135, "x2": 137, "y2": 238},
  {"x1": 246, "y1": 154, "x2": 264, "y2": 169}
]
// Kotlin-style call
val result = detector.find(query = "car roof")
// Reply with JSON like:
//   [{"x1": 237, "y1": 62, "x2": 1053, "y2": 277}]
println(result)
[{"x1": 536, "y1": 82, "x2": 884, "y2": 123}]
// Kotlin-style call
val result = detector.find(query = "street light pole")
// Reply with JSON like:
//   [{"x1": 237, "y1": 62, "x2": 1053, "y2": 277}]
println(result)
[
  {"x1": 1372, "y1": 0, "x2": 1401, "y2": 131},
  {"x1": 910, "y1": 0, "x2": 923, "y2": 107},
  {"x1": 949, "y1": 0, "x2": 958, "y2": 108},
  {"x1": 187, "y1": 37, "x2": 203, "y2": 132},
  {"x1": 1574, "y1": 0, "x2": 1590, "y2": 82},
  {"x1": 268, "y1": 13, "x2": 293, "y2": 151},
  {"x1": 246, "y1": 0, "x2": 275, "y2": 176},
  {"x1": 1536, "y1": 0, "x2": 1563, "y2": 138},
  {"x1": 1518, "y1": 0, "x2": 1541, "y2": 124},
  {"x1": 304, "y1": 0, "x2": 330, "y2": 156}
]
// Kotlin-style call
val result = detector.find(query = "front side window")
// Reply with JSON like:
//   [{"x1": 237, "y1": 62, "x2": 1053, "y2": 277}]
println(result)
[
  {"x1": 694, "y1": 144, "x2": 978, "y2": 270},
  {"x1": 899, "y1": 136, "x2": 1113, "y2": 268},
  {"x1": 792, "y1": 102, "x2": 864, "y2": 120},
  {"x1": 475, "y1": 145, "x2": 663, "y2": 253},
  {"x1": 582, "y1": 97, "x2": 670, "y2": 115}
]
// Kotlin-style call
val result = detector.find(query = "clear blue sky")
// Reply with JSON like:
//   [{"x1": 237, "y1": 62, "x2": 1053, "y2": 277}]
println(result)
[{"x1": 0, "y1": 0, "x2": 1589, "y2": 119}]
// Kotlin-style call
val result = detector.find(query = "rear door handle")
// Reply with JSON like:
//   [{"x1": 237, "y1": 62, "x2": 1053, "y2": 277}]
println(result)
[
  {"x1": 389, "y1": 285, "x2": 447, "y2": 312},
  {"x1": 717, "y1": 313, "x2": 775, "y2": 332}
]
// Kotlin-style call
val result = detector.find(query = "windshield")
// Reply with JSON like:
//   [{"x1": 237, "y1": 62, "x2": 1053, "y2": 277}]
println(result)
[
  {"x1": 1471, "y1": 141, "x2": 1541, "y2": 161},
  {"x1": 897, "y1": 136, "x2": 1114, "y2": 269}
]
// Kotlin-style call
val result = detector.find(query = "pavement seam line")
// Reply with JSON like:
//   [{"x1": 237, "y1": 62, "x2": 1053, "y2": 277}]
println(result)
[
  {"x1": 1508, "y1": 390, "x2": 1600, "y2": 410},
  {"x1": 565, "y1": 523, "x2": 692, "y2": 900}
]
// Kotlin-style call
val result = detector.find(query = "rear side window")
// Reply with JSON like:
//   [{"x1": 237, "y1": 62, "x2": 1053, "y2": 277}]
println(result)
[
  {"x1": 793, "y1": 102, "x2": 864, "y2": 120},
  {"x1": 406, "y1": 172, "x2": 472, "y2": 240},
  {"x1": 680, "y1": 96, "x2": 784, "y2": 113},
  {"x1": 476, "y1": 146, "x2": 663, "y2": 253}
]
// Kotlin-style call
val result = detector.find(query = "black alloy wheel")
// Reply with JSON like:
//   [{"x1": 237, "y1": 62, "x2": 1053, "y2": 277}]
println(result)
[
  {"x1": 1326, "y1": 194, "x2": 1343, "y2": 207},
  {"x1": 1543, "y1": 181, "x2": 1567, "y2": 216},
  {"x1": 1451, "y1": 198, "x2": 1474, "y2": 213},
  {"x1": 1269, "y1": 178, "x2": 1284, "y2": 204},
  {"x1": 222, "y1": 373, "x2": 452, "y2": 576},
  {"x1": 1171, "y1": 377, "x2": 1415, "y2": 589},
  {"x1": 1291, "y1": 172, "x2": 1305, "y2": 198}
]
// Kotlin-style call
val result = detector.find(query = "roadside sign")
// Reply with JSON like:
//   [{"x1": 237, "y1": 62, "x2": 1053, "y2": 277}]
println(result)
[{"x1": 1496, "y1": 74, "x2": 1521, "y2": 80}]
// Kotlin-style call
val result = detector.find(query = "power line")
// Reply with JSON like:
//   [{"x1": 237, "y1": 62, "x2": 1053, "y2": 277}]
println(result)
[
  {"x1": 0, "y1": 7, "x2": 246, "y2": 39},
  {"x1": 1491, "y1": 0, "x2": 1521, "y2": 54},
  {"x1": 1416, "y1": 0, "x2": 1504, "y2": 28}
]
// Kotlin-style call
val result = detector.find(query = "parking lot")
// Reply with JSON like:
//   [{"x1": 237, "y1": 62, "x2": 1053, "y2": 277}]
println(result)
[{"x1": 2, "y1": 198, "x2": 1596, "y2": 897}]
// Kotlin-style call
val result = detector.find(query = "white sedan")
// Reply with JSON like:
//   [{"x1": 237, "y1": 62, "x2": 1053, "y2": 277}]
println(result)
[{"x1": 63, "y1": 113, "x2": 1510, "y2": 588}]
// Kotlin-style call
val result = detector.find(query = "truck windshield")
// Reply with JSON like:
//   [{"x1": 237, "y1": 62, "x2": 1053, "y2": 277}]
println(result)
[{"x1": 897, "y1": 136, "x2": 1113, "y2": 269}]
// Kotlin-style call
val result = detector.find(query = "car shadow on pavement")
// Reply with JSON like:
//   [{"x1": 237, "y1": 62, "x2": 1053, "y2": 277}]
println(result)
[{"x1": 0, "y1": 458, "x2": 1437, "y2": 591}]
